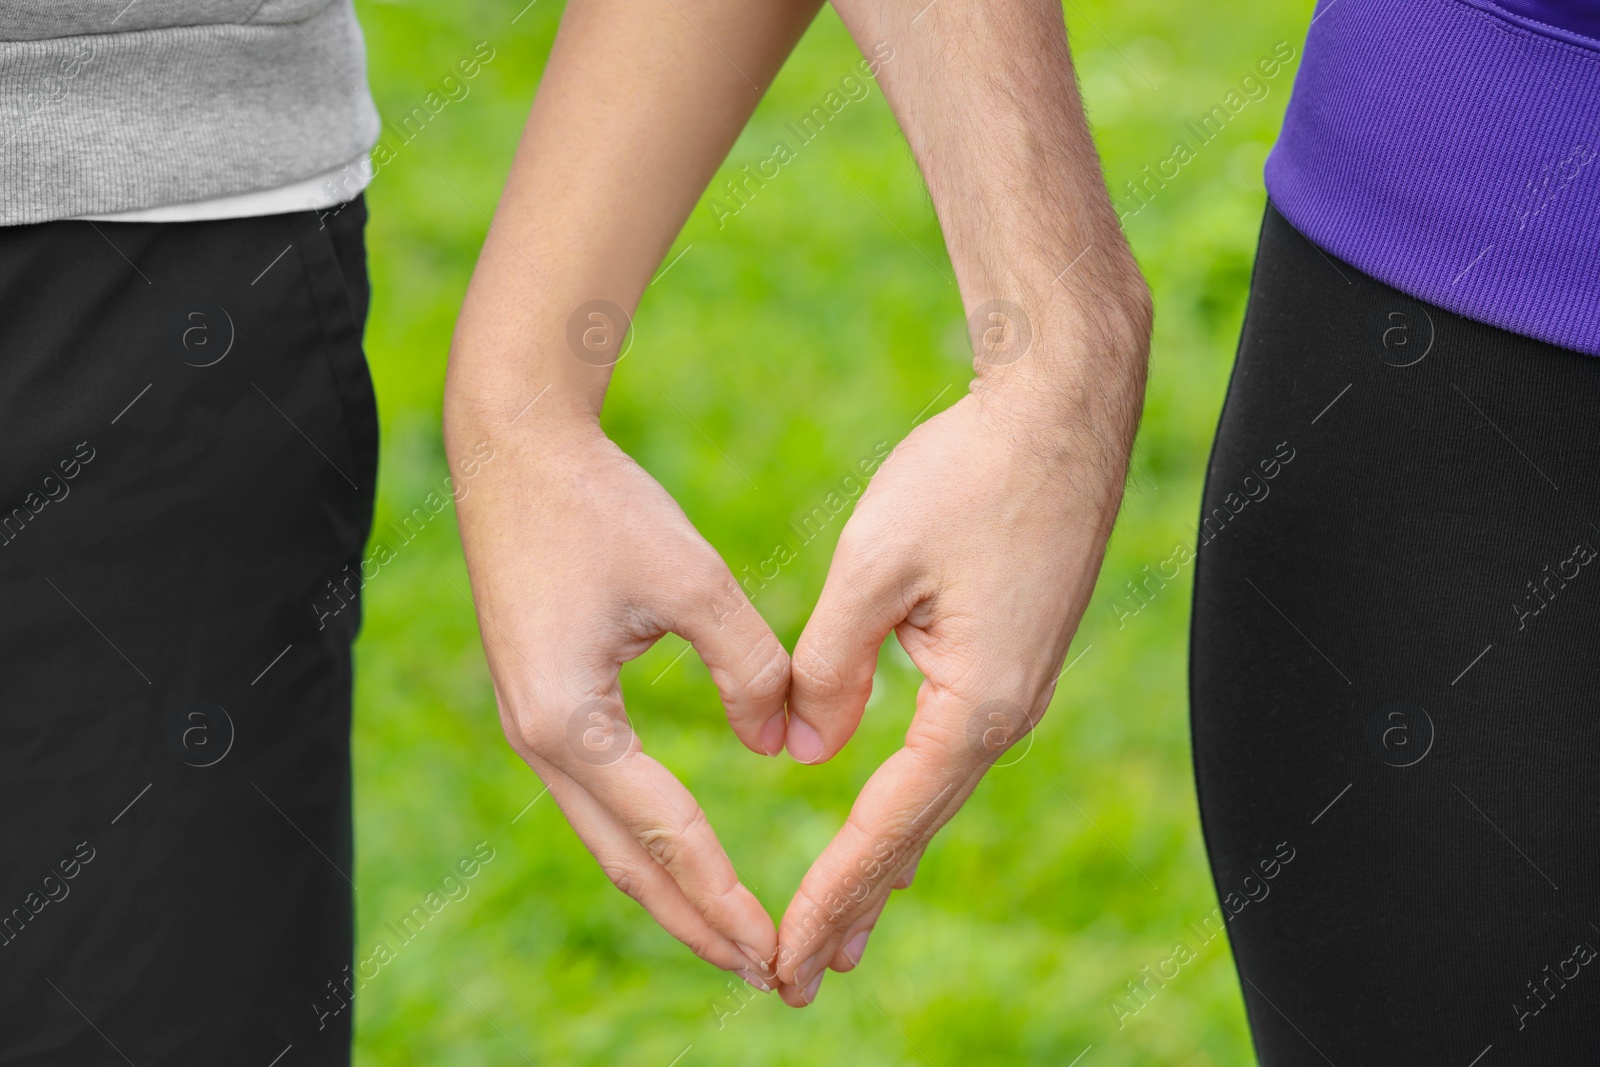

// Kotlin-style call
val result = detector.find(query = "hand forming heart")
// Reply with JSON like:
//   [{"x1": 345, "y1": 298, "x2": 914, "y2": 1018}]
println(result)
[
  {"x1": 447, "y1": 296, "x2": 1147, "y2": 1006},
  {"x1": 441, "y1": 0, "x2": 1151, "y2": 1012},
  {"x1": 769, "y1": 375, "x2": 1134, "y2": 1005}
]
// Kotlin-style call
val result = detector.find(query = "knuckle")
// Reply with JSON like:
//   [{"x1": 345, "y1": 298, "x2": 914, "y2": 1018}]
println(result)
[
  {"x1": 708, "y1": 632, "x2": 789, "y2": 707},
  {"x1": 497, "y1": 704, "x2": 546, "y2": 757},
  {"x1": 637, "y1": 826, "x2": 680, "y2": 868},
  {"x1": 602, "y1": 863, "x2": 647, "y2": 904},
  {"x1": 791, "y1": 645, "x2": 856, "y2": 704},
  {"x1": 906, "y1": 710, "x2": 983, "y2": 771},
  {"x1": 495, "y1": 683, "x2": 603, "y2": 759},
  {"x1": 742, "y1": 639, "x2": 791, "y2": 705},
  {"x1": 844, "y1": 825, "x2": 911, "y2": 884},
  {"x1": 904, "y1": 715, "x2": 967, "y2": 766},
  {"x1": 681, "y1": 933, "x2": 722, "y2": 966},
  {"x1": 637, "y1": 805, "x2": 707, "y2": 873},
  {"x1": 563, "y1": 697, "x2": 636, "y2": 768}
]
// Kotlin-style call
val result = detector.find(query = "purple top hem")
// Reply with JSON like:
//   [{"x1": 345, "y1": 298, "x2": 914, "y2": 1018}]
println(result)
[{"x1": 1264, "y1": 0, "x2": 1600, "y2": 356}]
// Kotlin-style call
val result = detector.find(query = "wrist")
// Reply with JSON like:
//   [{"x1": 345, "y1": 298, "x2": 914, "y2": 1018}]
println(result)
[
  {"x1": 962, "y1": 245, "x2": 1150, "y2": 501},
  {"x1": 445, "y1": 263, "x2": 636, "y2": 444},
  {"x1": 965, "y1": 236, "x2": 1150, "y2": 383},
  {"x1": 443, "y1": 359, "x2": 606, "y2": 466},
  {"x1": 444, "y1": 296, "x2": 624, "y2": 453}
]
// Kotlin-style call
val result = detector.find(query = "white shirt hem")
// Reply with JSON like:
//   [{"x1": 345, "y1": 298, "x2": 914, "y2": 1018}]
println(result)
[{"x1": 75, "y1": 154, "x2": 372, "y2": 223}]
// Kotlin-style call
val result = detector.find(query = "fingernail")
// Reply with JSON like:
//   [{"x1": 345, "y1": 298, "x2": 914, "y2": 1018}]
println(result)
[
  {"x1": 735, "y1": 941, "x2": 770, "y2": 975},
  {"x1": 793, "y1": 951, "x2": 826, "y2": 989},
  {"x1": 898, "y1": 856, "x2": 920, "y2": 887},
  {"x1": 786, "y1": 718, "x2": 824, "y2": 764},
  {"x1": 759, "y1": 712, "x2": 787, "y2": 757},
  {"x1": 801, "y1": 969, "x2": 825, "y2": 1004},
  {"x1": 736, "y1": 967, "x2": 773, "y2": 993},
  {"x1": 844, "y1": 929, "x2": 871, "y2": 967}
]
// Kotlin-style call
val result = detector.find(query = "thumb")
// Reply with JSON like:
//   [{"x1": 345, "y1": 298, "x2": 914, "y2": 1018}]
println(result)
[
  {"x1": 672, "y1": 563, "x2": 792, "y2": 757},
  {"x1": 787, "y1": 539, "x2": 911, "y2": 764}
]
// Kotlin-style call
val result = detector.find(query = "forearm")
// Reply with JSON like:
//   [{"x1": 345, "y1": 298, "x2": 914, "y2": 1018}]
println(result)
[
  {"x1": 445, "y1": 0, "x2": 822, "y2": 434},
  {"x1": 440, "y1": 4, "x2": 825, "y2": 982},
  {"x1": 829, "y1": 0, "x2": 1150, "y2": 489}
]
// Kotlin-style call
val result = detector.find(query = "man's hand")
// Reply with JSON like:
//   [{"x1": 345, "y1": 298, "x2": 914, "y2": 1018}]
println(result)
[
  {"x1": 450, "y1": 415, "x2": 789, "y2": 988},
  {"x1": 769, "y1": 0, "x2": 1154, "y2": 1005},
  {"x1": 774, "y1": 294, "x2": 1149, "y2": 1004}
]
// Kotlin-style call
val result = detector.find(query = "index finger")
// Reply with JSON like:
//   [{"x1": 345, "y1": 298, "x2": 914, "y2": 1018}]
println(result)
[
  {"x1": 549, "y1": 693, "x2": 779, "y2": 969},
  {"x1": 774, "y1": 685, "x2": 1032, "y2": 996}
]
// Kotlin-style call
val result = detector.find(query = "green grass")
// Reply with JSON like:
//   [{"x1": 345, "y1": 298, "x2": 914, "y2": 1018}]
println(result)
[{"x1": 349, "y1": 2, "x2": 1308, "y2": 1063}]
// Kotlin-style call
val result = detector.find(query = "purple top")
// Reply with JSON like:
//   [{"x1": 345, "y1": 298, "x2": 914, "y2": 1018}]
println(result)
[{"x1": 1265, "y1": 0, "x2": 1600, "y2": 355}]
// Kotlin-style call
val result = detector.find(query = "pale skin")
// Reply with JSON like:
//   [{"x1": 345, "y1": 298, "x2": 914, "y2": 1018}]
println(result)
[{"x1": 444, "y1": 0, "x2": 1151, "y2": 1009}]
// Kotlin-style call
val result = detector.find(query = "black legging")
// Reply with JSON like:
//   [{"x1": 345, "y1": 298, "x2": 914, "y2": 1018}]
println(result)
[{"x1": 1191, "y1": 204, "x2": 1600, "y2": 1066}]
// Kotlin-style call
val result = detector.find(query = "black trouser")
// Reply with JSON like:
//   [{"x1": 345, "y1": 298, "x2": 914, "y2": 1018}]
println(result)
[
  {"x1": 1192, "y1": 204, "x2": 1600, "y2": 1065},
  {"x1": 0, "y1": 200, "x2": 376, "y2": 1065}
]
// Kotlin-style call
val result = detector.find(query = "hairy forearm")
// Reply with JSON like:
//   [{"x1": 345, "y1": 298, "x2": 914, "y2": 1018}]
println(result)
[
  {"x1": 445, "y1": 0, "x2": 822, "y2": 433},
  {"x1": 829, "y1": 0, "x2": 1150, "y2": 490}
]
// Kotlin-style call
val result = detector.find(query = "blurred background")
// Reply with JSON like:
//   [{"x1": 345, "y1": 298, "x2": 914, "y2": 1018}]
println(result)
[{"x1": 349, "y1": 0, "x2": 1306, "y2": 1063}]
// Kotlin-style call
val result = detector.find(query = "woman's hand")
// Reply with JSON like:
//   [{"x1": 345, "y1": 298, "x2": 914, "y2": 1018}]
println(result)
[
  {"x1": 450, "y1": 411, "x2": 790, "y2": 988},
  {"x1": 442, "y1": 0, "x2": 819, "y2": 989}
]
